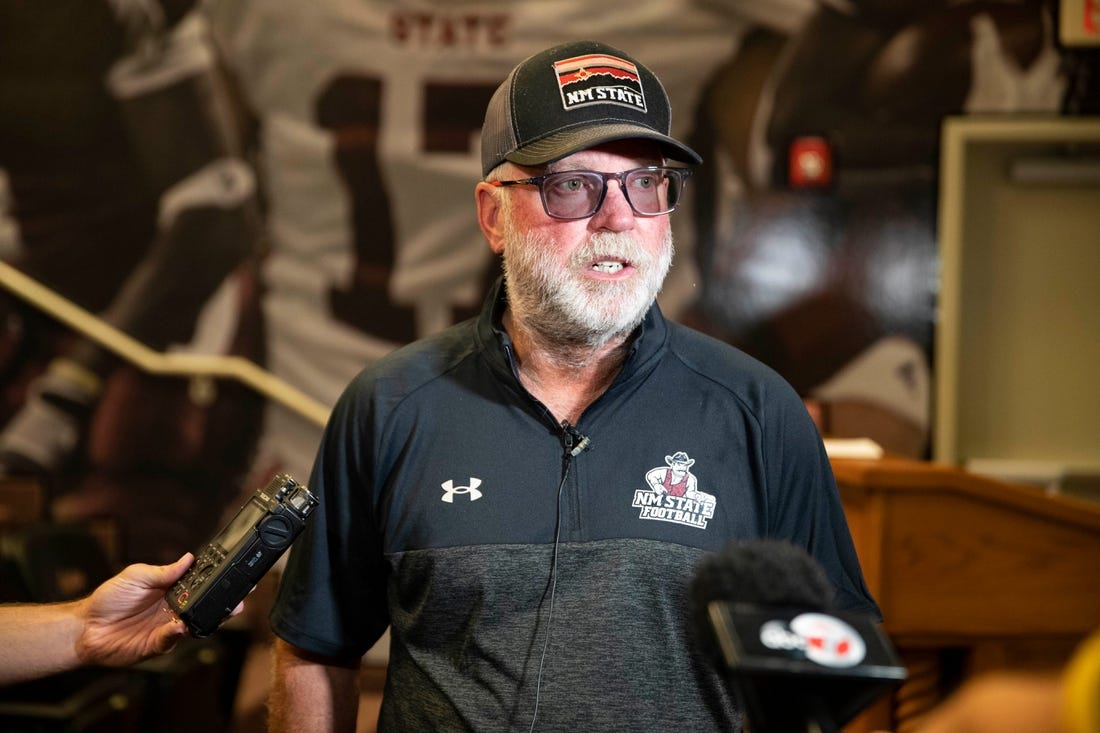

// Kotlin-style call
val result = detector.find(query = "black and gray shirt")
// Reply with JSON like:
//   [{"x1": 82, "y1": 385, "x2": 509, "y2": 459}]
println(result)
[{"x1": 271, "y1": 279, "x2": 879, "y2": 732}]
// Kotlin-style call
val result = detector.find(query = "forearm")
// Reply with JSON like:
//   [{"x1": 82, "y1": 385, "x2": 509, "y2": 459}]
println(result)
[
  {"x1": 0, "y1": 600, "x2": 84, "y2": 685},
  {"x1": 269, "y1": 638, "x2": 362, "y2": 733}
]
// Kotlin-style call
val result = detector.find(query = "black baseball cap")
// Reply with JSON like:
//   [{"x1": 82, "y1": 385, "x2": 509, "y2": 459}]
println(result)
[{"x1": 480, "y1": 40, "x2": 702, "y2": 177}]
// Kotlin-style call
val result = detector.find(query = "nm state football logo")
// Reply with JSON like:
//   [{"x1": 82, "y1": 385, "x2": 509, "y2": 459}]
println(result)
[{"x1": 632, "y1": 452, "x2": 716, "y2": 529}]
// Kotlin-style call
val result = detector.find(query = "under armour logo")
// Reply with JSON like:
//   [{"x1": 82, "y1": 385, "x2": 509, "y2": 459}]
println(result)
[{"x1": 441, "y1": 477, "x2": 483, "y2": 503}]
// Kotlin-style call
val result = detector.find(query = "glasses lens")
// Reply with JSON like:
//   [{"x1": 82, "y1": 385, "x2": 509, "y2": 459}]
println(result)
[
  {"x1": 541, "y1": 171, "x2": 604, "y2": 219},
  {"x1": 624, "y1": 168, "x2": 681, "y2": 215},
  {"x1": 535, "y1": 168, "x2": 688, "y2": 219}
]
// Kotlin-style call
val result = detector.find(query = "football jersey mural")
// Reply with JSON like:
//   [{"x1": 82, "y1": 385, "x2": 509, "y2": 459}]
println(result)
[{"x1": 0, "y1": 0, "x2": 1094, "y2": 566}]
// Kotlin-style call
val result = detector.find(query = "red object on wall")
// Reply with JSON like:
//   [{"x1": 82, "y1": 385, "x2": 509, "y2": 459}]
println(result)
[{"x1": 788, "y1": 136, "x2": 832, "y2": 188}]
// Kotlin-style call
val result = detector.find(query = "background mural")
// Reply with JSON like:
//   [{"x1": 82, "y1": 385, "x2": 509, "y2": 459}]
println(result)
[{"x1": 0, "y1": 0, "x2": 1095, "y2": 576}]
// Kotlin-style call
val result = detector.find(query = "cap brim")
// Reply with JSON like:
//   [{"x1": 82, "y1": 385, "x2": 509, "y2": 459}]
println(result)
[{"x1": 504, "y1": 122, "x2": 702, "y2": 169}]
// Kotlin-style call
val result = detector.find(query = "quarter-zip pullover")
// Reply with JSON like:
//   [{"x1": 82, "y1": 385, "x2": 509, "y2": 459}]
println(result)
[{"x1": 271, "y1": 278, "x2": 878, "y2": 732}]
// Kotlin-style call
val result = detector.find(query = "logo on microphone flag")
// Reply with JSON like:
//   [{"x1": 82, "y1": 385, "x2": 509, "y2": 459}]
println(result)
[{"x1": 759, "y1": 612, "x2": 868, "y2": 668}]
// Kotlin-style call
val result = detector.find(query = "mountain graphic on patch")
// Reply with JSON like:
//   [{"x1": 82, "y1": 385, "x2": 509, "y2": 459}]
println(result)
[{"x1": 553, "y1": 53, "x2": 647, "y2": 113}]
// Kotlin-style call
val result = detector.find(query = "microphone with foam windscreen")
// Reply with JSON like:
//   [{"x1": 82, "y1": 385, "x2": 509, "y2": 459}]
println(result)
[{"x1": 690, "y1": 539, "x2": 907, "y2": 733}]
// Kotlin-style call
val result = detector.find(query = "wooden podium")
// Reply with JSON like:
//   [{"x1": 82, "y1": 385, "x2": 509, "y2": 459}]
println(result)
[{"x1": 833, "y1": 457, "x2": 1100, "y2": 733}]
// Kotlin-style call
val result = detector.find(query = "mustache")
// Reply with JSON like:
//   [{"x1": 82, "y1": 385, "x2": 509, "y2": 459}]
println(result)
[{"x1": 568, "y1": 232, "x2": 654, "y2": 269}]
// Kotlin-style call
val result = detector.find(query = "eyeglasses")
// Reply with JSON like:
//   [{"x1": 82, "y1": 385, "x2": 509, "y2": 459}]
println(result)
[{"x1": 489, "y1": 166, "x2": 692, "y2": 220}]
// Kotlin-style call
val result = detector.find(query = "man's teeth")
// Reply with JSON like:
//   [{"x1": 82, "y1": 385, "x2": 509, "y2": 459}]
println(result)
[{"x1": 592, "y1": 261, "x2": 624, "y2": 274}]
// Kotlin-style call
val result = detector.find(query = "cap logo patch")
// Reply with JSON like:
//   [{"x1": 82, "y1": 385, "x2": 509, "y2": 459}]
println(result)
[{"x1": 552, "y1": 53, "x2": 647, "y2": 113}]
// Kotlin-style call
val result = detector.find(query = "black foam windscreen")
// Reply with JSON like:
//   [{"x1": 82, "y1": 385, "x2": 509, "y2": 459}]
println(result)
[
  {"x1": 689, "y1": 539, "x2": 906, "y2": 733},
  {"x1": 689, "y1": 539, "x2": 836, "y2": 638}
]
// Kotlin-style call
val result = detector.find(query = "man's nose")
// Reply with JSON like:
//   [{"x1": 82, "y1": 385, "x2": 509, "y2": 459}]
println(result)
[{"x1": 590, "y1": 177, "x2": 636, "y2": 230}]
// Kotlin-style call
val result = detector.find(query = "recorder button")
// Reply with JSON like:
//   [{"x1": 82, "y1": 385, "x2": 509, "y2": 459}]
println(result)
[{"x1": 258, "y1": 515, "x2": 293, "y2": 549}]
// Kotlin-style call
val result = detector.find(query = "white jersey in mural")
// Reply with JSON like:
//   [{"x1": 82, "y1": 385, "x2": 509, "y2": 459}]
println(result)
[{"x1": 203, "y1": 0, "x2": 814, "y2": 478}]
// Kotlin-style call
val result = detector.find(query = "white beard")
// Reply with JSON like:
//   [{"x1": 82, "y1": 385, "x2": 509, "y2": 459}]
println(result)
[{"x1": 502, "y1": 222, "x2": 674, "y2": 348}]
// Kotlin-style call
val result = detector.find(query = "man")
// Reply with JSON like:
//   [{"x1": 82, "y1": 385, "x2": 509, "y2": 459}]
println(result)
[
  {"x1": 269, "y1": 40, "x2": 877, "y2": 732},
  {"x1": 1, "y1": 553, "x2": 209, "y2": 685},
  {"x1": 200, "y1": 0, "x2": 810, "y2": 486}
]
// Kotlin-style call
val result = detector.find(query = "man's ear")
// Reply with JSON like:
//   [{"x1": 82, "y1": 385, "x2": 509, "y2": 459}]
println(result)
[{"x1": 475, "y1": 182, "x2": 506, "y2": 255}]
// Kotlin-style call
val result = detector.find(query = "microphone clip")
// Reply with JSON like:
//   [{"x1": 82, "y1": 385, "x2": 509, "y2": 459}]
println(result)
[{"x1": 561, "y1": 421, "x2": 591, "y2": 457}]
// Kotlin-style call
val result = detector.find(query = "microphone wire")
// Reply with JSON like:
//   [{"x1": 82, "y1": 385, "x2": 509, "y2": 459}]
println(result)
[{"x1": 527, "y1": 451, "x2": 572, "y2": 732}]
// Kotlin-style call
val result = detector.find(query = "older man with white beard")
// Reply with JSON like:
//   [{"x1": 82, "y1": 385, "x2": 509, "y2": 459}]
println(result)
[
  {"x1": 267, "y1": 40, "x2": 877, "y2": 733},
  {"x1": 477, "y1": 139, "x2": 677, "y2": 424}
]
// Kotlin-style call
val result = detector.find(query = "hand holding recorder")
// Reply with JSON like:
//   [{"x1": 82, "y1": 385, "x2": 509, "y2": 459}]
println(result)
[{"x1": 167, "y1": 473, "x2": 318, "y2": 637}]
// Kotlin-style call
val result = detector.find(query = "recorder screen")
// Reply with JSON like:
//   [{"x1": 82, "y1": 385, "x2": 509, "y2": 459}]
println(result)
[{"x1": 213, "y1": 498, "x2": 268, "y2": 551}]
